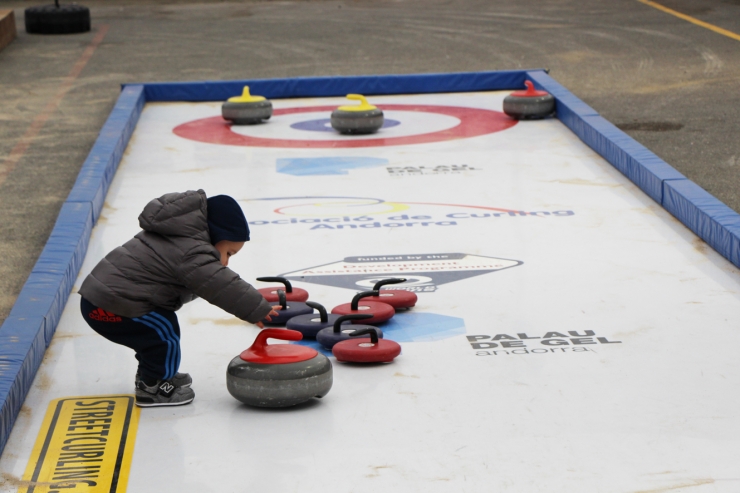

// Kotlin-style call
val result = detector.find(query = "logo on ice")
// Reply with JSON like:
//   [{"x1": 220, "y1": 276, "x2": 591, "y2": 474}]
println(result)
[{"x1": 280, "y1": 252, "x2": 522, "y2": 292}]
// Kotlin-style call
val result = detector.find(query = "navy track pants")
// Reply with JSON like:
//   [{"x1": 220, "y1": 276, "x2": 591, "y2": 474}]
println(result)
[{"x1": 80, "y1": 297, "x2": 182, "y2": 382}]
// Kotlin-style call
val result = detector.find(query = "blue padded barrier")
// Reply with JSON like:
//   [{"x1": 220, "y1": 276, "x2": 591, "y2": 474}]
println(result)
[
  {"x1": 0, "y1": 317, "x2": 48, "y2": 455},
  {"x1": 564, "y1": 114, "x2": 685, "y2": 204},
  {"x1": 139, "y1": 70, "x2": 541, "y2": 102},
  {"x1": 528, "y1": 71, "x2": 686, "y2": 205},
  {"x1": 67, "y1": 85, "x2": 146, "y2": 223},
  {"x1": 525, "y1": 70, "x2": 599, "y2": 129},
  {"x1": 663, "y1": 180, "x2": 740, "y2": 269},
  {"x1": 529, "y1": 69, "x2": 740, "y2": 267},
  {"x1": 6, "y1": 273, "x2": 67, "y2": 348},
  {"x1": 9, "y1": 202, "x2": 94, "y2": 344},
  {"x1": 0, "y1": 86, "x2": 142, "y2": 455}
]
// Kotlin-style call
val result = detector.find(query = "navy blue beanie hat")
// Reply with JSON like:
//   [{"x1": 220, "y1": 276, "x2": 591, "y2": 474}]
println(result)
[{"x1": 206, "y1": 195, "x2": 250, "y2": 245}]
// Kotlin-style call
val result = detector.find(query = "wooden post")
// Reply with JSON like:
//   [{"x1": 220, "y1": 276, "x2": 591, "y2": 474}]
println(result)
[{"x1": 0, "y1": 10, "x2": 17, "y2": 53}]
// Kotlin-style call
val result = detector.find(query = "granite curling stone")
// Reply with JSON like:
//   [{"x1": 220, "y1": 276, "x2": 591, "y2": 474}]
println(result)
[
  {"x1": 316, "y1": 313, "x2": 382, "y2": 350},
  {"x1": 257, "y1": 276, "x2": 309, "y2": 302},
  {"x1": 331, "y1": 290, "x2": 395, "y2": 325},
  {"x1": 363, "y1": 278, "x2": 417, "y2": 309},
  {"x1": 502, "y1": 80, "x2": 555, "y2": 120},
  {"x1": 227, "y1": 329, "x2": 332, "y2": 408},
  {"x1": 330, "y1": 94, "x2": 384, "y2": 134},
  {"x1": 260, "y1": 289, "x2": 313, "y2": 326},
  {"x1": 333, "y1": 328, "x2": 401, "y2": 364},
  {"x1": 222, "y1": 86, "x2": 273, "y2": 124},
  {"x1": 286, "y1": 301, "x2": 347, "y2": 339}
]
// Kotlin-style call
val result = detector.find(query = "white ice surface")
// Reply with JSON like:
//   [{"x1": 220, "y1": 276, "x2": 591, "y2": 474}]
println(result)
[{"x1": 1, "y1": 92, "x2": 739, "y2": 492}]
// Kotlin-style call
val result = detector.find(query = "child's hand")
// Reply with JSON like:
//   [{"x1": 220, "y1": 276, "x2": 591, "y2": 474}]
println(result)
[{"x1": 255, "y1": 306, "x2": 281, "y2": 328}]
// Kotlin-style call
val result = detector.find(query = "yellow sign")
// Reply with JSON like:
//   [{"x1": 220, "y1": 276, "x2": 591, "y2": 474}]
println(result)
[{"x1": 20, "y1": 396, "x2": 140, "y2": 493}]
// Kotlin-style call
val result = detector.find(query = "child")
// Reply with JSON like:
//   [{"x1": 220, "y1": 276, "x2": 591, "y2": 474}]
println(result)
[{"x1": 79, "y1": 190, "x2": 278, "y2": 407}]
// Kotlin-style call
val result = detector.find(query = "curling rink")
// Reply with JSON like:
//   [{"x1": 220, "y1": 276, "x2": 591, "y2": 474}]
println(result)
[{"x1": 2, "y1": 89, "x2": 740, "y2": 492}]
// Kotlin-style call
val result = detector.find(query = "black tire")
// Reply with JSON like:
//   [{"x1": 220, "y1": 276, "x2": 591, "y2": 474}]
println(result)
[{"x1": 25, "y1": 4, "x2": 90, "y2": 35}]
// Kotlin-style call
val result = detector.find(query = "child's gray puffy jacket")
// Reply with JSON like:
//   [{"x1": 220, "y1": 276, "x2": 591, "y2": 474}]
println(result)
[{"x1": 79, "y1": 190, "x2": 272, "y2": 323}]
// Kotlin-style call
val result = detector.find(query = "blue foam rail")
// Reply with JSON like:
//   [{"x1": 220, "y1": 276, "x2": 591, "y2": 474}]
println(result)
[
  {"x1": 67, "y1": 84, "x2": 145, "y2": 223},
  {"x1": 663, "y1": 180, "x2": 740, "y2": 267},
  {"x1": 0, "y1": 317, "x2": 47, "y2": 452},
  {"x1": 526, "y1": 71, "x2": 687, "y2": 205},
  {"x1": 0, "y1": 85, "x2": 144, "y2": 454},
  {"x1": 141, "y1": 70, "x2": 536, "y2": 102}
]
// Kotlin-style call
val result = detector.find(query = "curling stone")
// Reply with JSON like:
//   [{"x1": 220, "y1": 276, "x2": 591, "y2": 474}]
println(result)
[
  {"x1": 222, "y1": 86, "x2": 273, "y2": 124},
  {"x1": 316, "y1": 314, "x2": 382, "y2": 350},
  {"x1": 330, "y1": 94, "x2": 384, "y2": 134},
  {"x1": 363, "y1": 278, "x2": 417, "y2": 309},
  {"x1": 333, "y1": 328, "x2": 401, "y2": 363},
  {"x1": 331, "y1": 290, "x2": 395, "y2": 325},
  {"x1": 261, "y1": 290, "x2": 313, "y2": 326},
  {"x1": 257, "y1": 276, "x2": 309, "y2": 302},
  {"x1": 227, "y1": 329, "x2": 332, "y2": 407},
  {"x1": 286, "y1": 301, "x2": 348, "y2": 339},
  {"x1": 502, "y1": 80, "x2": 555, "y2": 120}
]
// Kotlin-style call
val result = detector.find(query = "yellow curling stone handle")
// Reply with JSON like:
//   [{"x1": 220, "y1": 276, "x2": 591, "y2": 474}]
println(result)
[
  {"x1": 227, "y1": 86, "x2": 266, "y2": 103},
  {"x1": 337, "y1": 94, "x2": 377, "y2": 112}
]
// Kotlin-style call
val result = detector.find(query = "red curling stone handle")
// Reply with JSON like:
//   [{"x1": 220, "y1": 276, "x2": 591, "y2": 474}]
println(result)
[
  {"x1": 512, "y1": 80, "x2": 549, "y2": 98},
  {"x1": 240, "y1": 328, "x2": 317, "y2": 364},
  {"x1": 253, "y1": 328, "x2": 303, "y2": 348}
]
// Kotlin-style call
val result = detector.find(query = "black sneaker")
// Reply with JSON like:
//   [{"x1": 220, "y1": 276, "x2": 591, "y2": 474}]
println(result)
[
  {"x1": 135, "y1": 380, "x2": 195, "y2": 408},
  {"x1": 136, "y1": 372, "x2": 192, "y2": 388}
]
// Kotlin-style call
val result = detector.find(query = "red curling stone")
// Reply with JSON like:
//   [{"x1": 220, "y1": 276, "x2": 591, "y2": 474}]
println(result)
[
  {"x1": 502, "y1": 80, "x2": 555, "y2": 120},
  {"x1": 227, "y1": 329, "x2": 333, "y2": 407},
  {"x1": 331, "y1": 290, "x2": 395, "y2": 325},
  {"x1": 333, "y1": 328, "x2": 401, "y2": 363},
  {"x1": 257, "y1": 276, "x2": 309, "y2": 302},
  {"x1": 364, "y1": 278, "x2": 417, "y2": 309}
]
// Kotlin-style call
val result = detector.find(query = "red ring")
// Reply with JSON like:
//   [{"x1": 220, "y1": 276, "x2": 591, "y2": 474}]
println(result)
[{"x1": 173, "y1": 104, "x2": 517, "y2": 148}]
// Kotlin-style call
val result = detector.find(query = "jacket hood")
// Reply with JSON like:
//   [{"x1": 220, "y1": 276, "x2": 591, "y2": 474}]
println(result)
[{"x1": 138, "y1": 190, "x2": 210, "y2": 241}]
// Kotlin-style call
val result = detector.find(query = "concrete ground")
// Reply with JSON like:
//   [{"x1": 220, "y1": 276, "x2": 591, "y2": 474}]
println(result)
[{"x1": 0, "y1": 0, "x2": 738, "y2": 325}]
